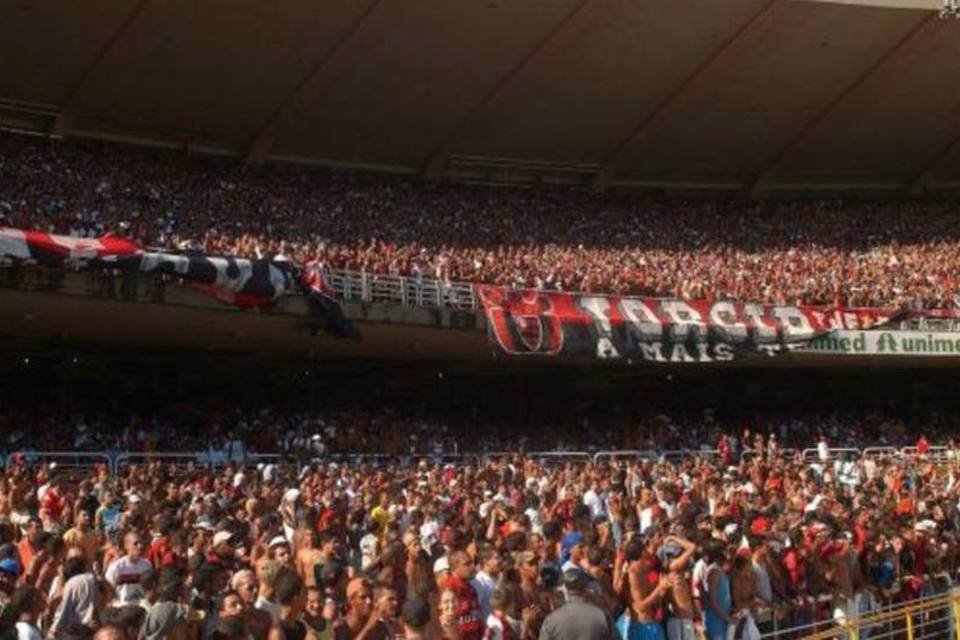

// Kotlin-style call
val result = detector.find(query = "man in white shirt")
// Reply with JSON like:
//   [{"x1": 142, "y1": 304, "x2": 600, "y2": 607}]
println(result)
[
  {"x1": 470, "y1": 547, "x2": 502, "y2": 621},
  {"x1": 105, "y1": 531, "x2": 152, "y2": 606},
  {"x1": 818, "y1": 437, "x2": 830, "y2": 463},
  {"x1": 583, "y1": 482, "x2": 605, "y2": 520},
  {"x1": 359, "y1": 521, "x2": 380, "y2": 572}
]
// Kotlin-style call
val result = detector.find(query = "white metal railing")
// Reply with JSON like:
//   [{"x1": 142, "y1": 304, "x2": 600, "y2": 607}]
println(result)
[
  {"x1": 901, "y1": 445, "x2": 954, "y2": 462},
  {"x1": 327, "y1": 269, "x2": 477, "y2": 310},
  {"x1": 114, "y1": 452, "x2": 293, "y2": 473},
  {"x1": 741, "y1": 447, "x2": 798, "y2": 461},
  {"x1": 5, "y1": 445, "x2": 957, "y2": 474},
  {"x1": 802, "y1": 447, "x2": 862, "y2": 461},
  {"x1": 864, "y1": 446, "x2": 901, "y2": 459},
  {"x1": 592, "y1": 450, "x2": 659, "y2": 465},
  {"x1": 2, "y1": 451, "x2": 294, "y2": 474},
  {"x1": 4, "y1": 450, "x2": 112, "y2": 471}
]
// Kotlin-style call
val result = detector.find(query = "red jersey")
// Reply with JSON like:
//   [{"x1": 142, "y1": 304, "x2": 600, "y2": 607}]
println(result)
[{"x1": 442, "y1": 575, "x2": 484, "y2": 640}]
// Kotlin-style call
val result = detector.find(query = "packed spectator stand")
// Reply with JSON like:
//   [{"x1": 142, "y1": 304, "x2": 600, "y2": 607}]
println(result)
[
  {"x1": 2, "y1": 397, "x2": 960, "y2": 639},
  {"x1": 6, "y1": 130, "x2": 960, "y2": 639},
  {"x1": 3, "y1": 132, "x2": 960, "y2": 309}
]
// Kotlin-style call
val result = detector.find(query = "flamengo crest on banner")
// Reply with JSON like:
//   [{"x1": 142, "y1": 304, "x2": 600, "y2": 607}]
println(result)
[{"x1": 476, "y1": 285, "x2": 895, "y2": 363}]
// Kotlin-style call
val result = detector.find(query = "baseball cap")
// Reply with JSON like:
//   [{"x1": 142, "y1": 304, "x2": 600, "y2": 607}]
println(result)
[
  {"x1": 0, "y1": 558, "x2": 20, "y2": 577},
  {"x1": 657, "y1": 543, "x2": 684, "y2": 563},
  {"x1": 562, "y1": 567, "x2": 591, "y2": 592},
  {"x1": 401, "y1": 597, "x2": 431, "y2": 629},
  {"x1": 751, "y1": 517, "x2": 772, "y2": 536},
  {"x1": 213, "y1": 531, "x2": 234, "y2": 547},
  {"x1": 433, "y1": 556, "x2": 450, "y2": 574},
  {"x1": 194, "y1": 517, "x2": 216, "y2": 532}
]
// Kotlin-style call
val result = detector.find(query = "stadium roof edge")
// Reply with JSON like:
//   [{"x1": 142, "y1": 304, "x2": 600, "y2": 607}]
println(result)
[{"x1": 2, "y1": 0, "x2": 960, "y2": 194}]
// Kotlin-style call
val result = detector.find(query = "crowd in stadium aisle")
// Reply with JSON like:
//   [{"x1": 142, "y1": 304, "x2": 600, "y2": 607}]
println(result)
[
  {"x1": 3, "y1": 133, "x2": 960, "y2": 309},
  {"x1": 0, "y1": 431, "x2": 956, "y2": 640}
]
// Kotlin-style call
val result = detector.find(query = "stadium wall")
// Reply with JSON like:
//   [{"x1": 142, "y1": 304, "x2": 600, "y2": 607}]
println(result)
[{"x1": 3, "y1": 267, "x2": 960, "y2": 369}]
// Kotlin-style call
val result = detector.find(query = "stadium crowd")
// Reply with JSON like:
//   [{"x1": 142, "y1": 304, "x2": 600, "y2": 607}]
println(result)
[
  {"x1": 3, "y1": 133, "x2": 960, "y2": 309},
  {"x1": 0, "y1": 429, "x2": 956, "y2": 640},
  {"x1": 3, "y1": 404, "x2": 957, "y2": 458}
]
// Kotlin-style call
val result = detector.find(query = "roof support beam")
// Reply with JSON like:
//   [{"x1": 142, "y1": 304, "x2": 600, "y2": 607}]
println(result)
[
  {"x1": 244, "y1": 0, "x2": 385, "y2": 165},
  {"x1": 599, "y1": 0, "x2": 780, "y2": 175},
  {"x1": 907, "y1": 130, "x2": 960, "y2": 194},
  {"x1": 421, "y1": 0, "x2": 598, "y2": 181},
  {"x1": 749, "y1": 11, "x2": 936, "y2": 196},
  {"x1": 53, "y1": 0, "x2": 153, "y2": 138}
]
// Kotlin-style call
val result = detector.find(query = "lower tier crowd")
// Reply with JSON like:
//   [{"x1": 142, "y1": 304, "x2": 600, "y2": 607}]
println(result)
[{"x1": 0, "y1": 428, "x2": 956, "y2": 640}]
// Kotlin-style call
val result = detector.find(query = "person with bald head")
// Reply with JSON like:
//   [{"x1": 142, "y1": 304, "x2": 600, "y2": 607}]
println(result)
[
  {"x1": 333, "y1": 577, "x2": 374, "y2": 640},
  {"x1": 93, "y1": 626, "x2": 124, "y2": 640}
]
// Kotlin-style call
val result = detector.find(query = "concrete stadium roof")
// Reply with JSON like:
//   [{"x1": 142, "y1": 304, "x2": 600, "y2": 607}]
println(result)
[{"x1": 1, "y1": 0, "x2": 958, "y2": 194}]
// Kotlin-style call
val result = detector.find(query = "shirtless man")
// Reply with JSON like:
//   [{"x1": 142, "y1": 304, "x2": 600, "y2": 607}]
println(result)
[
  {"x1": 661, "y1": 535, "x2": 697, "y2": 640},
  {"x1": 730, "y1": 550, "x2": 759, "y2": 631},
  {"x1": 621, "y1": 535, "x2": 669, "y2": 640},
  {"x1": 296, "y1": 529, "x2": 325, "y2": 588},
  {"x1": 821, "y1": 536, "x2": 857, "y2": 622}
]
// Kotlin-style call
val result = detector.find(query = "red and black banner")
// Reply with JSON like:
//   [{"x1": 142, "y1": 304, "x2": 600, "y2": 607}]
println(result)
[
  {"x1": 1, "y1": 228, "x2": 355, "y2": 338},
  {"x1": 476, "y1": 285, "x2": 900, "y2": 363},
  {"x1": 0, "y1": 227, "x2": 294, "y2": 306}
]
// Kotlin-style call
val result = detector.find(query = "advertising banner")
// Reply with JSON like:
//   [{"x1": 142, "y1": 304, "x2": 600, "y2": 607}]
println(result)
[{"x1": 803, "y1": 330, "x2": 960, "y2": 357}]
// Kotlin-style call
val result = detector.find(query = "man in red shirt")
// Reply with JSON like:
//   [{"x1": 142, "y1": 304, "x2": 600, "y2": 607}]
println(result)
[
  {"x1": 39, "y1": 476, "x2": 66, "y2": 526},
  {"x1": 146, "y1": 516, "x2": 176, "y2": 569},
  {"x1": 16, "y1": 516, "x2": 42, "y2": 575}
]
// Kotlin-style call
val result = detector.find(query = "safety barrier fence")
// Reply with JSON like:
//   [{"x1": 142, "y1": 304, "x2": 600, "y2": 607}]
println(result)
[
  {"x1": 802, "y1": 447, "x2": 862, "y2": 461},
  {"x1": 327, "y1": 269, "x2": 477, "y2": 310},
  {"x1": 744, "y1": 448, "x2": 800, "y2": 460},
  {"x1": 5, "y1": 445, "x2": 957, "y2": 474},
  {"x1": 901, "y1": 445, "x2": 952, "y2": 462},
  {"x1": 114, "y1": 451, "x2": 292, "y2": 471},
  {"x1": 863, "y1": 446, "x2": 901, "y2": 459},
  {"x1": 1, "y1": 450, "x2": 112, "y2": 471},
  {"x1": 760, "y1": 588, "x2": 960, "y2": 640}
]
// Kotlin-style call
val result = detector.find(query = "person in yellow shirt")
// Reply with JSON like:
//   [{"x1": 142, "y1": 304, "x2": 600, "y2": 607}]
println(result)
[
  {"x1": 62, "y1": 509, "x2": 98, "y2": 566},
  {"x1": 369, "y1": 492, "x2": 391, "y2": 535}
]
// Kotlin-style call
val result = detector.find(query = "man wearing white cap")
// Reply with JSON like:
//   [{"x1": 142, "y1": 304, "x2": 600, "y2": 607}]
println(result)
[
  {"x1": 280, "y1": 489, "x2": 300, "y2": 544},
  {"x1": 209, "y1": 531, "x2": 239, "y2": 570},
  {"x1": 433, "y1": 555, "x2": 451, "y2": 584},
  {"x1": 268, "y1": 535, "x2": 293, "y2": 568}
]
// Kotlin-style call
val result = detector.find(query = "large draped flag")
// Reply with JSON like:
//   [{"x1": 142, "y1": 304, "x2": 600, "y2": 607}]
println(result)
[{"x1": 0, "y1": 228, "x2": 356, "y2": 338}]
